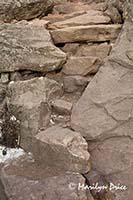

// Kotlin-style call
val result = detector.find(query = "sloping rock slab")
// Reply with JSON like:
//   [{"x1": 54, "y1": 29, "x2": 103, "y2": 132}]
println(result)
[
  {"x1": 51, "y1": 24, "x2": 122, "y2": 44},
  {"x1": 0, "y1": 157, "x2": 89, "y2": 200},
  {"x1": 0, "y1": 0, "x2": 53, "y2": 23},
  {"x1": 7, "y1": 77, "x2": 63, "y2": 151},
  {"x1": 33, "y1": 126, "x2": 90, "y2": 173},
  {"x1": 71, "y1": 22, "x2": 133, "y2": 140},
  {"x1": 48, "y1": 10, "x2": 111, "y2": 29},
  {"x1": 0, "y1": 23, "x2": 66, "y2": 73}
]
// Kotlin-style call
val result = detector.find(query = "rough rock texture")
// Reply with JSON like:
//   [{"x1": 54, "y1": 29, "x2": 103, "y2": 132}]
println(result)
[
  {"x1": 0, "y1": 0, "x2": 53, "y2": 23},
  {"x1": 71, "y1": 21, "x2": 133, "y2": 199},
  {"x1": 51, "y1": 24, "x2": 122, "y2": 44},
  {"x1": 0, "y1": 23, "x2": 66, "y2": 73},
  {"x1": 51, "y1": 99, "x2": 73, "y2": 114},
  {"x1": 63, "y1": 57, "x2": 101, "y2": 76},
  {"x1": 33, "y1": 126, "x2": 91, "y2": 173},
  {"x1": 7, "y1": 77, "x2": 63, "y2": 151},
  {"x1": 0, "y1": 157, "x2": 89, "y2": 200},
  {"x1": 48, "y1": 11, "x2": 111, "y2": 29}
]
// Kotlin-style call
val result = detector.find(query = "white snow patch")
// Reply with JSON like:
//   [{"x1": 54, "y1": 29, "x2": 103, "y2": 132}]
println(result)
[{"x1": 0, "y1": 145, "x2": 25, "y2": 163}]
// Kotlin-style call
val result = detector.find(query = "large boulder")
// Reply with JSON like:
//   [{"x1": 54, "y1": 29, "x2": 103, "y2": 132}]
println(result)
[
  {"x1": 6, "y1": 77, "x2": 63, "y2": 151},
  {"x1": 33, "y1": 126, "x2": 91, "y2": 173},
  {"x1": 0, "y1": 0, "x2": 53, "y2": 23},
  {"x1": 0, "y1": 23, "x2": 66, "y2": 73},
  {"x1": 71, "y1": 21, "x2": 133, "y2": 199},
  {"x1": 0, "y1": 157, "x2": 90, "y2": 200}
]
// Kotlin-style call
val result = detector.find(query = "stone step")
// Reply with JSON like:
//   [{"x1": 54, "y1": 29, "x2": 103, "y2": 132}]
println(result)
[
  {"x1": 50, "y1": 24, "x2": 122, "y2": 44},
  {"x1": 48, "y1": 11, "x2": 111, "y2": 30}
]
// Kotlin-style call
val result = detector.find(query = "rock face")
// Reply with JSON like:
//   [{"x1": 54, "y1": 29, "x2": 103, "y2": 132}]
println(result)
[
  {"x1": 71, "y1": 21, "x2": 133, "y2": 199},
  {"x1": 63, "y1": 57, "x2": 101, "y2": 76},
  {"x1": 48, "y1": 10, "x2": 111, "y2": 29},
  {"x1": 0, "y1": 157, "x2": 89, "y2": 200},
  {"x1": 0, "y1": 23, "x2": 66, "y2": 73},
  {"x1": 50, "y1": 24, "x2": 122, "y2": 44},
  {"x1": 0, "y1": 0, "x2": 53, "y2": 23},
  {"x1": 7, "y1": 77, "x2": 63, "y2": 151},
  {"x1": 34, "y1": 126, "x2": 90, "y2": 173}
]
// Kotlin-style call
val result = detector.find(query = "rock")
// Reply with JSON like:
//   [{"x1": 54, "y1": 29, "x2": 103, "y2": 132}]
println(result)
[
  {"x1": 104, "y1": 6, "x2": 122, "y2": 23},
  {"x1": 10, "y1": 72, "x2": 22, "y2": 82},
  {"x1": 61, "y1": 43, "x2": 80, "y2": 56},
  {"x1": 48, "y1": 11, "x2": 111, "y2": 29},
  {"x1": 33, "y1": 126, "x2": 91, "y2": 173},
  {"x1": 63, "y1": 57, "x2": 101, "y2": 76},
  {"x1": 0, "y1": 23, "x2": 66, "y2": 73},
  {"x1": 71, "y1": 22, "x2": 133, "y2": 140},
  {"x1": 1, "y1": 157, "x2": 88, "y2": 200},
  {"x1": 7, "y1": 77, "x2": 63, "y2": 151},
  {"x1": 0, "y1": 84, "x2": 6, "y2": 102},
  {"x1": 0, "y1": 73, "x2": 9, "y2": 84},
  {"x1": 51, "y1": 24, "x2": 122, "y2": 44},
  {"x1": 51, "y1": 99, "x2": 73, "y2": 114},
  {"x1": 0, "y1": 0, "x2": 53, "y2": 23},
  {"x1": 63, "y1": 75, "x2": 89, "y2": 93},
  {"x1": 89, "y1": 137, "x2": 133, "y2": 200},
  {"x1": 75, "y1": 42, "x2": 111, "y2": 58}
]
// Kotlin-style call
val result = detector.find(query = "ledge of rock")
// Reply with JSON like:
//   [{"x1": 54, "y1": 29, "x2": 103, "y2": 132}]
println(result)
[
  {"x1": 33, "y1": 126, "x2": 91, "y2": 173},
  {"x1": 50, "y1": 24, "x2": 122, "y2": 44},
  {"x1": 7, "y1": 77, "x2": 63, "y2": 151},
  {"x1": 0, "y1": 0, "x2": 53, "y2": 23},
  {"x1": 0, "y1": 23, "x2": 66, "y2": 73}
]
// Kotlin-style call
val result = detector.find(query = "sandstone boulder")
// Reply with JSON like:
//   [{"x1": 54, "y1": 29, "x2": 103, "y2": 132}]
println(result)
[
  {"x1": 0, "y1": 23, "x2": 66, "y2": 73},
  {"x1": 63, "y1": 57, "x2": 101, "y2": 76},
  {"x1": 51, "y1": 24, "x2": 122, "y2": 44},
  {"x1": 48, "y1": 11, "x2": 111, "y2": 29},
  {"x1": 0, "y1": 0, "x2": 53, "y2": 23},
  {"x1": 7, "y1": 77, "x2": 63, "y2": 151},
  {"x1": 33, "y1": 126, "x2": 91, "y2": 173}
]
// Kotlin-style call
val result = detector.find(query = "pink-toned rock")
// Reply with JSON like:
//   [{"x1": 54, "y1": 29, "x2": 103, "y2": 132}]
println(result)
[
  {"x1": 51, "y1": 24, "x2": 122, "y2": 44},
  {"x1": 51, "y1": 99, "x2": 73, "y2": 114},
  {"x1": 48, "y1": 11, "x2": 111, "y2": 29},
  {"x1": 62, "y1": 56, "x2": 101, "y2": 76}
]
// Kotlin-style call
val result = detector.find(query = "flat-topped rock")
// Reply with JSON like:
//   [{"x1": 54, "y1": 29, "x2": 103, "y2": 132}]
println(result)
[
  {"x1": 0, "y1": 157, "x2": 89, "y2": 200},
  {"x1": 63, "y1": 56, "x2": 101, "y2": 76},
  {"x1": 50, "y1": 24, "x2": 122, "y2": 44},
  {"x1": 0, "y1": 0, "x2": 53, "y2": 23},
  {"x1": 48, "y1": 11, "x2": 111, "y2": 29},
  {"x1": 33, "y1": 126, "x2": 91, "y2": 173},
  {"x1": 0, "y1": 23, "x2": 66, "y2": 73}
]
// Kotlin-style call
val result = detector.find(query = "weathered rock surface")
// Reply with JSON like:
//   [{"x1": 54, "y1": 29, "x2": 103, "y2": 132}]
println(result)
[
  {"x1": 63, "y1": 75, "x2": 89, "y2": 93},
  {"x1": 33, "y1": 126, "x2": 91, "y2": 173},
  {"x1": 0, "y1": 157, "x2": 89, "y2": 200},
  {"x1": 48, "y1": 11, "x2": 111, "y2": 29},
  {"x1": 63, "y1": 57, "x2": 101, "y2": 76},
  {"x1": 51, "y1": 24, "x2": 122, "y2": 44},
  {"x1": 0, "y1": 0, "x2": 53, "y2": 23},
  {"x1": 71, "y1": 21, "x2": 133, "y2": 200},
  {"x1": 7, "y1": 77, "x2": 63, "y2": 151},
  {"x1": 51, "y1": 99, "x2": 73, "y2": 114},
  {"x1": 71, "y1": 22, "x2": 133, "y2": 140},
  {"x1": 75, "y1": 42, "x2": 111, "y2": 58},
  {"x1": 0, "y1": 23, "x2": 66, "y2": 73}
]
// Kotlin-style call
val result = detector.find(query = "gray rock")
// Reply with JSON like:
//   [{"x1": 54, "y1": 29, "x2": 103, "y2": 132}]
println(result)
[
  {"x1": 51, "y1": 99, "x2": 73, "y2": 114},
  {"x1": 33, "y1": 126, "x2": 91, "y2": 173},
  {"x1": 7, "y1": 77, "x2": 63, "y2": 151},
  {"x1": 0, "y1": 0, "x2": 53, "y2": 23},
  {"x1": 0, "y1": 23, "x2": 66, "y2": 73}
]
